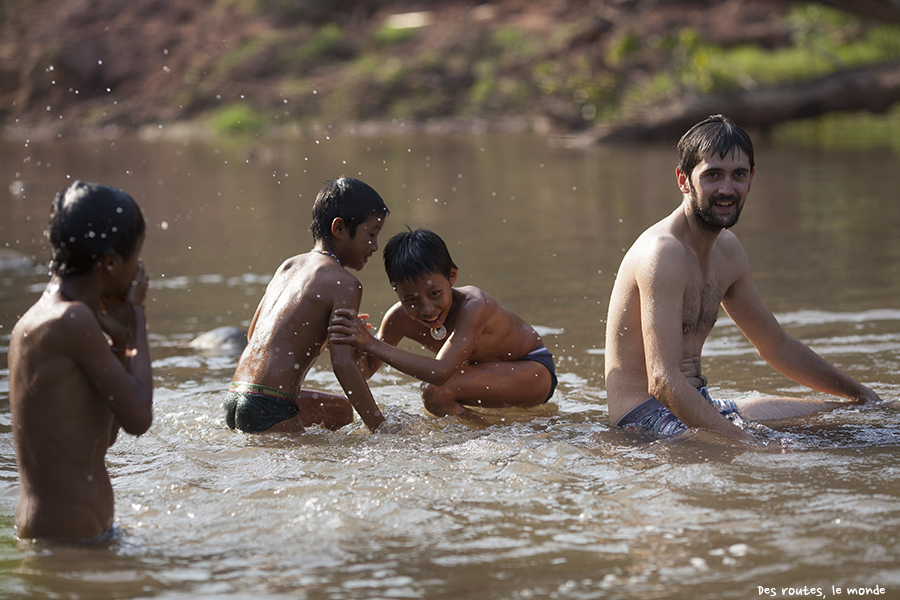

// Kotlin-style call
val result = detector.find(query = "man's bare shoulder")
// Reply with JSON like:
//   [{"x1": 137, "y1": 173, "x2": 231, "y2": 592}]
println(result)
[
  {"x1": 712, "y1": 228, "x2": 746, "y2": 257},
  {"x1": 622, "y1": 222, "x2": 690, "y2": 278}
]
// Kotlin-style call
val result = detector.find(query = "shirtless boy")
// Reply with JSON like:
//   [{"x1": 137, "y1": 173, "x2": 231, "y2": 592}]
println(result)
[
  {"x1": 9, "y1": 181, "x2": 153, "y2": 543},
  {"x1": 604, "y1": 115, "x2": 880, "y2": 445},
  {"x1": 224, "y1": 177, "x2": 390, "y2": 433},
  {"x1": 329, "y1": 228, "x2": 558, "y2": 425}
]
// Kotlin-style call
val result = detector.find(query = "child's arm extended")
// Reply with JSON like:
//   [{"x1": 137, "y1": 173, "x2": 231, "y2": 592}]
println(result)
[
  {"x1": 76, "y1": 262, "x2": 153, "y2": 435},
  {"x1": 329, "y1": 285, "x2": 386, "y2": 432},
  {"x1": 348, "y1": 313, "x2": 385, "y2": 379},
  {"x1": 330, "y1": 344, "x2": 385, "y2": 432},
  {"x1": 330, "y1": 302, "x2": 485, "y2": 386}
]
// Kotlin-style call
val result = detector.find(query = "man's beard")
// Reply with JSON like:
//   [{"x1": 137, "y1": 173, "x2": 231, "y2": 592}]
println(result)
[{"x1": 689, "y1": 186, "x2": 742, "y2": 231}]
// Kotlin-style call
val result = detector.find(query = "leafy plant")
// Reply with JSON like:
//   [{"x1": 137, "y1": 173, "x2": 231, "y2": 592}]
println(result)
[{"x1": 208, "y1": 104, "x2": 269, "y2": 134}]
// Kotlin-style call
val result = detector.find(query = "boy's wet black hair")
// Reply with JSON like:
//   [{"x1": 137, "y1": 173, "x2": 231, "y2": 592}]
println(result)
[
  {"x1": 677, "y1": 114, "x2": 754, "y2": 179},
  {"x1": 48, "y1": 181, "x2": 146, "y2": 276},
  {"x1": 310, "y1": 177, "x2": 389, "y2": 241},
  {"x1": 383, "y1": 228, "x2": 458, "y2": 287}
]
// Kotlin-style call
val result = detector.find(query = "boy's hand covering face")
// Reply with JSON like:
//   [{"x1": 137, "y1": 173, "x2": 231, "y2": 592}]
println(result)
[
  {"x1": 127, "y1": 260, "x2": 148, "y2": 306},
  {"x1": 98, "y1": 260, "x2": 147, "y2": 346}
]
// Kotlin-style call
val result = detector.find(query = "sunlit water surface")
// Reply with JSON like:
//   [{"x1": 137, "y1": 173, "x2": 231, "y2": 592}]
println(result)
[{"x1": 1, "y1": 132, "x2": 899, "y2": 599}]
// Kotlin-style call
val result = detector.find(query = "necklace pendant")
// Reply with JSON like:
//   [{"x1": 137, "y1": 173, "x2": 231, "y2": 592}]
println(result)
[{"x1": 430, "y1": 325, "x2": 447, "y2": 340}]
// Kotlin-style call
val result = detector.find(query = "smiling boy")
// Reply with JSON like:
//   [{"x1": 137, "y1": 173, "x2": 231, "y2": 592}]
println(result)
[
  {"x1": 224, "y1": 177, "x2": 390, "y2": 433},
  {"x1": 329, "y1": 228, "x2": 557, "y2": 425}
]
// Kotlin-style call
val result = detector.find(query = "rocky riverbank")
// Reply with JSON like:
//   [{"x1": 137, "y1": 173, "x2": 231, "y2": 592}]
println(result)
[{"x1": 2, "y1": 0, "x2": 898, "y2": 142}]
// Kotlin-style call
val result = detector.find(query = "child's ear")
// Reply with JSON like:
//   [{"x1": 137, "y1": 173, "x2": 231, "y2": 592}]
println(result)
[
  {"x1": 449, "y1": 267, "x2": 458, "y2": 285},
  {"x1": 102, "y1": 252, "x2": 120, "y2": 272},
  {"x1": 330, "y1": 217, "x2": 347, "y2": 239}
]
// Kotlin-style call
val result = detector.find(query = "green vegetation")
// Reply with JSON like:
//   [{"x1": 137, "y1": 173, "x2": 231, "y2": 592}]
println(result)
[
  {"x1": 13, "y1": 1, "x2": 897, "y2": 141},
  {"x1": 297, "y1": 23, "x2": 352, "y2": 61},
  {"x1": 771, "y1": 106, "x2": 900, "y2": 150},
  {"x1": 191, "y1": 2, "x2": 892, "y2": 147},
  {"x1": 622, "y1": 4, "x2": 900, "y2": 115},
  {"x1": 207, "y1": 103, "x2": 269, "y2": 134},
  {"x1": 372, "y1": 22, "x2": 418, "y2": 46},
  {"x1": 270, "y1": 2, "x2": 900, "y2": 131}
]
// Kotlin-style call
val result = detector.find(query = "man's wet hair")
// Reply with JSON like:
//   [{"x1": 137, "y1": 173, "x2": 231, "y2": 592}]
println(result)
[
  {"x1": 310, "y1": 177, "x2": 389, "y2": 240},
  {"x1": 383, "y1": 228, "x2": 458, "y2": 287},
  {"x1": 677, "y1": 114, "x2": 754, "y2": 179},
  {"x1": 48, "y1": 181, "x2": 146, "y2": 276}
]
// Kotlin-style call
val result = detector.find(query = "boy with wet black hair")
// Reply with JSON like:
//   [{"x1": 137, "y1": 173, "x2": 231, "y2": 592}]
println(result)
[
  {"x1": 330, "y1": 228, "x2": 558, "y2": 425},
  {"x1": 10, "y1": 181, "x2": 153, "y2": 543},
  {"x1": 225, "y1": 177, "x2": 391, "y2": 433}
]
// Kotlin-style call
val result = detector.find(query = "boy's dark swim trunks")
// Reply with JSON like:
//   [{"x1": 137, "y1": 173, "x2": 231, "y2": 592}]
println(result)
[
  {"x1": 521, "y1": 345, "x2": 558, "y2": 403},
  {"x1": 223, "y1": 382, "x2": 301, "y2": 433}
]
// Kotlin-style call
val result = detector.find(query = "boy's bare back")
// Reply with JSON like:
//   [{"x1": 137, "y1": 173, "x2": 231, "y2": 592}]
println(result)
[
  {"x1": 225, "y1": 177, "x2": 390, "y2": 433},
  {"x1": 232, "y1": 253, "x2": 363, "y2": 392}
]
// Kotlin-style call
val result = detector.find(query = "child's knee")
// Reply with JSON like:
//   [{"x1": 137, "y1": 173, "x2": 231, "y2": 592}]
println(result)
[{"x1": 421, "y1": 382, "x2": 452, "y2": 416}]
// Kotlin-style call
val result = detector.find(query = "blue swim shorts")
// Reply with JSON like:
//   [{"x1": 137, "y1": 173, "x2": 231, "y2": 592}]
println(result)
[
  {"x1": 615, "y1": 386, "x2": 740, "y2": 439},
  {"x1": 521, "y1": 345, "x2": 558, "y2": 403}
]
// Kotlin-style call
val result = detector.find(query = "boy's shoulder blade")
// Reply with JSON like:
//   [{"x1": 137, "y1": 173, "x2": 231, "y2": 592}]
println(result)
[
  {"x1": 16, "y1": 291, "x2": 80, "y2": 332},
  {"x1": 270, "y1": 255, "x2": 362, "y2": 310},
  {"x1": 16, "y1": 299, "x2": 99, "y2": 364},
  {"x1": 288, "y1": 254, "x2": 361, "y2": 284}
]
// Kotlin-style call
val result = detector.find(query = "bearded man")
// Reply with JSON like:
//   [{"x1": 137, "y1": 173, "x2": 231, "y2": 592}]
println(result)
[{"x1": 604, "y1": 115, "x2": 880, "y2": 445}]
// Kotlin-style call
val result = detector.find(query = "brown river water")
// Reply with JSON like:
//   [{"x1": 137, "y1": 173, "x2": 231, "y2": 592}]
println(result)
[{"x1": 0, "y1": 130, "x2": 898, "y2": 599}]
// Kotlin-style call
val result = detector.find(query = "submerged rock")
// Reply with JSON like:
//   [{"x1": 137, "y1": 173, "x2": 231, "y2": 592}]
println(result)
[{"x1": 189, "y1": 326, "x2": 247, "y2": 354}]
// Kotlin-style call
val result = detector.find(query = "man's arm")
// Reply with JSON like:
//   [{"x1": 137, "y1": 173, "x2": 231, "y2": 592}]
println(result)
[
  {"x1": 722, "y1": 257, "x2": 879, "y2": 403},
  {"x1": 637, "y1": 241, "x2": 758, "y2": 443}
]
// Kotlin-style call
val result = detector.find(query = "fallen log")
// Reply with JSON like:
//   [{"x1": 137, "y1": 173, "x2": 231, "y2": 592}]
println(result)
[{"x1": 588, "y1": 61, "x2": 900, "y2": 143}]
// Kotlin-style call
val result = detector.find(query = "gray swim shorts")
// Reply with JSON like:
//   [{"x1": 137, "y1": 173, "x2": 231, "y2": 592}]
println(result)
[{"x1": 615, "y1": 386, "x2": 741, "y2": 439}]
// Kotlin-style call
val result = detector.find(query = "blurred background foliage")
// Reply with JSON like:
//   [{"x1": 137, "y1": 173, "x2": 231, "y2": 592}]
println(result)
[{"x1": 1, "y1": 0, "x2": 899, "y2": 141}]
